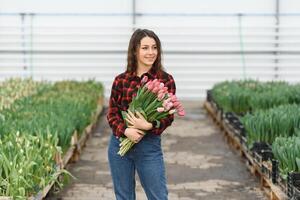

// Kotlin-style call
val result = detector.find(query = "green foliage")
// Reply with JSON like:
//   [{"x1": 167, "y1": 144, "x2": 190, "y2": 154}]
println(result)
[
  {"x1": 0, "y1": 79, "x2": 104, "y2": 198},
  {"x1": 272, "y1": 136, "x2": 300, "y2": 178},
  {"x1": 211, "y1": 80, "x2": 299, "y2": 114},
  {"x1": 0, "y1": 80, "x2": 104, "y2": 150},
  {"x1": 0, "y1": 78, "x2": 49, "y2": 111},
  {"x1": 241, "y1": 104, "x2": 300, "y2": 147},
  {"x1": 0, "y1": 131, "x2": 60, "y2": 198}
]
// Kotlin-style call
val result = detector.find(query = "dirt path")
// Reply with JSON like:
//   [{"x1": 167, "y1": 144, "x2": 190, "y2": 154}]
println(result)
[{"x1": 46, "y1": 101, "x2": 267, "y2": 200}]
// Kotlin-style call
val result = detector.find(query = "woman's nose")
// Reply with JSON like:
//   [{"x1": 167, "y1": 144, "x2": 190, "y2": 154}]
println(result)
[{"x1": 148, "y1": 48, "x2": 154, "y2": 54}]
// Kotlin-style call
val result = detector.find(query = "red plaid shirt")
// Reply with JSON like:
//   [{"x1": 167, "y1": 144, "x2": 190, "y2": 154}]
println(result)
[{"x1": 107, "y1": 68, "x2": 176, "y2": 138}]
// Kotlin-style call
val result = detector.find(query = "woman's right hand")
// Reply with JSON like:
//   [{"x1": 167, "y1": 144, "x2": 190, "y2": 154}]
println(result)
[{"x1": 124, "y1": 128, "x2": 145, "y2": 143}]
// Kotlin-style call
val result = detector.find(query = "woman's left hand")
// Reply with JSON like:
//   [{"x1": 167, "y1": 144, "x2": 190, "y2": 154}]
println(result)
[{"x1": 125, "y1": 110, "x2": 153, "y2": 131}]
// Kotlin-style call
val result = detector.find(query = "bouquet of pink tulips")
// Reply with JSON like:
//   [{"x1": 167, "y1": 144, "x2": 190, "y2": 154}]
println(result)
[{"x1": 118, "y1": 76, "x2": 185, "y2": 156}]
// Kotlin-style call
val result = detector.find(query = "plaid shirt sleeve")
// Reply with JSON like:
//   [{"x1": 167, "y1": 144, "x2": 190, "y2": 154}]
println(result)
[
  {"x1": 107, "y1": 77, "x2": 126, "y2": 138},
  {"x1": 149, "y1": 74, "x2": 176, "y2": 135}
]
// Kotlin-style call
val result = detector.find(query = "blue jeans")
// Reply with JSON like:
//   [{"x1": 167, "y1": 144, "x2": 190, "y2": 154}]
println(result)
[{"x1": 108, "y1": 133, "x2": 168, "y2": 200}]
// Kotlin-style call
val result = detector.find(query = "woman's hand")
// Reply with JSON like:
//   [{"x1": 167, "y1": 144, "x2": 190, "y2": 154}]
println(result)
[
  {"x1": 125, "y1": 110, "x2": 153, "y2": 131},
  {"x1": 124, "y1": 128, "x2": 145, "y2": 143}
]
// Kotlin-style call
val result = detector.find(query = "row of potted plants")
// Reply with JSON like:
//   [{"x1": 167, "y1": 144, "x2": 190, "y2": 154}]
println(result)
[
  {"x1": 211, "y1": 80, "x2": 300, "y2": 114},
  {"x1": 0, "y1": 79, "x2": 104, "y2": 199},
  {"x1": 0, "y1": 78, "x2": 47, "y2": 111},
  {"x1": 210, "y1": 80, "x2": 300, "y2": 199}
]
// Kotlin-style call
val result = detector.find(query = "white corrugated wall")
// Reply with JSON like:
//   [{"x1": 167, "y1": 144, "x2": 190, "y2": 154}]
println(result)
[{"x1": 0, "y1": 0, "x2": 300, "y2": 100}]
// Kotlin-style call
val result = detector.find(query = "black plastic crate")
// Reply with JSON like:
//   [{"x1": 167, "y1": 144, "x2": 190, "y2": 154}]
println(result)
[
  {"x1": 249, "y1": 142, "x2": 274, "y2": 180},
  {"x1": 250, "y1": 142, "x2": 272, "y2": 154},
  {"x1": 224, "y1": 112, "x2": 245, "y2": 137},
  {"x1": 224, "y1": 112, "x2": 232, "y2": 122},
  {"x1": 272, "y1": 159, "x2": 279, "y2": 184},
  {"x1": 288, "y1": 172, "x2": 300, "y2": 199},
  {"x1": 293, "y1": 186, "x2": 300, "y2": 200},
  {"x1": 206, "y1": 90, "x2": 212, "y2": 102},
  {"x1": 253, "y1": 150, "x2": 273, "y2": 163},
  {"x1": 224, "y1": 112, "x2": 235, "y2": 122}
]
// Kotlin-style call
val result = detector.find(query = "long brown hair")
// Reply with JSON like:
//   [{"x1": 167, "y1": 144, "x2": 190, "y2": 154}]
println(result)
[{"x1": 126, "y1": 29, "x2": 164, "y2": 74}]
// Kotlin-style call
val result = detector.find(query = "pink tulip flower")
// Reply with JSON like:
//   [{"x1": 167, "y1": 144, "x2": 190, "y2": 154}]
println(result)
[
  {"x1": 152, "y1": 79, "x2": 158, "y2": 85},
  {"x1": 141, "y1": 76, "x2": 148, "y2": 84},
  {"x1": 146, "y1": 81, "x2": 155, "y2": 91},
  {"x1": 157, "y1": 107, "x2": 165, "y2": 112},
  {"x1": 176, "y1": 102, "x2": 182, "y2": 109},
  {"x1": 154, "y1": 82, "x2": 160, "y2": 90},
  {"x1": 169, "y1": 109, "x2": 176, "y2": 114},
  {"x1": 168, "y1": 102, "x2": 174, "y2": 108},
  {"x1": 165, "y1": 98, "x2": 171, "y2": 104},
  {"x1": 159, "y1": 82, "x2": 164, "y2": 89},
  {"x1": 158, "y1": 92, "x2": 165, "y2": 101},
  {"x1": 157, "y1": 89, "x2": 165, "y2": 95},
  {"x1": 162, "y1": 100, "x2": 168, "y2": 108},
  {"x1": 178, "y1": 109, "x2": 185, "y2": 116},
  {"x1": 173, "y1": 101, "x2": 180, "y2": 107},
  {"x1": 171, "y1": 95, "x2": 178, "y2": 102},
  {"x1": 162, "y1": 87, "x2": 168, "y2": 93},
  {"x1": 152, "y1": 86, "x2": 160, "y2": 93},
  {"x1": 165, "y1": 102, "x2": 173, "y2": 111}
]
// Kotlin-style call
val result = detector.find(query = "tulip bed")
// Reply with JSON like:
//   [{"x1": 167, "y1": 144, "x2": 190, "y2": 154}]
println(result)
[
  {"x1": 241, "y1": 104, "x2": 300, "y2": 147},
  {"x1": 210, "y1": 80, "x2": 300, "y2": 179},
  {"x1": 0, "y1": 78, "x2": 48, "y2": 111},
  {"x1": 0, "y1": 79, "x2": 103, "y2": 199},
  {"x1": 272, "y1": 136, "x2": 300, "y2": 179},
  {"x1": 211, "y1": 80, "x2": 300, "y2": 114}
]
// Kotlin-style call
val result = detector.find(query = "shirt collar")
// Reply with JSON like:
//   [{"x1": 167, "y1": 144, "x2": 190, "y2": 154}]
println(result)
[{"x1": 126, "y1": 67, "x2": 157, "y2": 81}]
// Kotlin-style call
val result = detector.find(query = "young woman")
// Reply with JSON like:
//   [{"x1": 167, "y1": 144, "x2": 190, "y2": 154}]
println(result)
[{"x1": 107, "y1": 28, "x2": 176, "y2": 200}]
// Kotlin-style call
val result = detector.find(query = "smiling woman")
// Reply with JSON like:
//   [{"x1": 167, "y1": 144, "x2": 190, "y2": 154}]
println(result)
[
  {"x1": 136, "y1": 37, "x2": 158, "y2": 71},
  {"x1": 107, "y1": 29, "x2": 176, "y2": 200}
]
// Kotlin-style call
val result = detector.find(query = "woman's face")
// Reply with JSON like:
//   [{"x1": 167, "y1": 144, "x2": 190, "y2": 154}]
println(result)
[{"x1": 136, "y1": 36, "x2": 158, "y2": 69}]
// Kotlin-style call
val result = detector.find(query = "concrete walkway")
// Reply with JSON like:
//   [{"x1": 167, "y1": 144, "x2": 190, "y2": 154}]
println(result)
[{"x1": 46, "y1": 101, "x2": 267, "y2": 200}]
